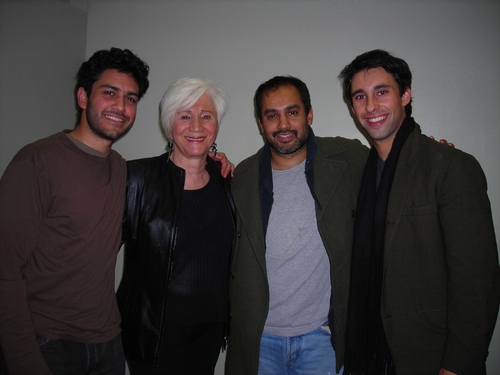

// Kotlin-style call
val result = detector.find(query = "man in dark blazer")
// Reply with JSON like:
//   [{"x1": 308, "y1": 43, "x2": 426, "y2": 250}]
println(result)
[
  {"x1": 339, "y1": 49, "x2": 500, "y2": 375},
  {"x1": 225, "y1": 76, "x2": 368, "y2": 374}
]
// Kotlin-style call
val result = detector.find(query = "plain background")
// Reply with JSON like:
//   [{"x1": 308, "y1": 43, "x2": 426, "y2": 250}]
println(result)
[{"x1": 1, "y1": 0, "x2": 499, "y2": 373}]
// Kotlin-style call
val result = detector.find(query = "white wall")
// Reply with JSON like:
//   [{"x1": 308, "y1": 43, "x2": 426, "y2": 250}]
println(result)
[
  {"x1": 85, "y1": 0, "x2": 500, "y2": 372},
  {"x1": 1, "y1": 0, "x2": 499, "y2": 373},
  {"x1": 85, "y1": 0, "x2": 500, "y2": 373},
  {"x1": 0, "y1": 0, "x2": 87, "y2": 173}
]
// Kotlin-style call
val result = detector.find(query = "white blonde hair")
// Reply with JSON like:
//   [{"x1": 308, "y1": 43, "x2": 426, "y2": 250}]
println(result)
[{"x1": 159, "y1": 77, "x2": 229, "y2": 138}]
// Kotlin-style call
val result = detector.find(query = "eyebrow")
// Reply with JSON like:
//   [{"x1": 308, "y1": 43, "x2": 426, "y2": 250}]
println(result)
[
  {"x1": 350, "y1": 89, "x2": 364, "y2": 98},
  {"x1": 178, "y1": 108, "x2": 216, "y2": 114},
  {"x1": 100, "y1": 84, "x2": 139, "y2": 98},
  {"x1": 351, "y1": 84, "x2": 391, "y2": 98},
  {"x1": 263, "y1": 104, "x2": 301, "y2": 115}
]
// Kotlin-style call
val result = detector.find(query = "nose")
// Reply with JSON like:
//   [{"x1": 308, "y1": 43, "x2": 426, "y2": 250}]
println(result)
[
  {"x1": 190, "y1": 117, "x2": 202, "y2": 131},
  {"x1": 112, "y1": 95, "x2": 126, "y2": 112},
  {"x1": 366, "y1": 95, "x2": 378, "y2": 113},
  {"x1": 278, "y1": 115, "x2": 290, "y2": 130}
]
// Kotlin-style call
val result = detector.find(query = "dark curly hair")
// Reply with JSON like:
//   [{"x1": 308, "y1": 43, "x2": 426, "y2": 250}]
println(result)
[
  {"x1": 338, "y1": 49, "x2": 412, "y2": 116},
  {"x1": 75, "y1": 47, "x2": 150, "y2": 115},
  {"x1": 254, "y1": 76, "x2": 311, "y2": 123}
]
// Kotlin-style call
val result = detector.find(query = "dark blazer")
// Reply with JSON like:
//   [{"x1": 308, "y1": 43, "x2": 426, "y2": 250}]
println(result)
[
  {"x1": 225, "y1": 133, "x2": 368, "y2": 374},
  {"x1": 116, "y1": 153, "x2": 235, "y2": 367},
  {"x1": 381, "y1": 124, "x2": 500, "y2": 374}
]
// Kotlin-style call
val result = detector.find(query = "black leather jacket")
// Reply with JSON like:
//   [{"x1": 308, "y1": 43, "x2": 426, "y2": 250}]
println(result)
[{"x1": 116, "y1": 153, "x2": 235, "y2": 367}]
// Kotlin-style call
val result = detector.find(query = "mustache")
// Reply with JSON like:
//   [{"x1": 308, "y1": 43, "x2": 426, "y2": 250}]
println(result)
[
  {"x1": 103, "y1": 110, "x2": 129, "y2": 121},
  {"x1": 272, "y1": 129, "x2": 298, "y2": 137}
]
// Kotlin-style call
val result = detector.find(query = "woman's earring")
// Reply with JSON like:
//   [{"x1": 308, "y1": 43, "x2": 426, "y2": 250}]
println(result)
[
  {"x1": 210, "y1": 142, "x2": 218, "y2": 158},
  {"x1": 167, "y1": 140, "x2": 174, "y2": 154}
]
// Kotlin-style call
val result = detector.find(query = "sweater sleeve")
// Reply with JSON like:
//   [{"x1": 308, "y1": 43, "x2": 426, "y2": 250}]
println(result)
[{"x1": 0, "y1": 157, "x2": 53, "y2": 375}]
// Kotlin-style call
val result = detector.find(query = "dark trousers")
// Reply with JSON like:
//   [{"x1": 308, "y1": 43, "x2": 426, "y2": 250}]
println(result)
[
  {"x1": 0, "y1": 346, "x2": 7, "y2": 375},
  {"x1": 0, "y1": 334, "x2": 124, "y2": 375},
  {"x1": 127, "y1": 322, "x2": 224, "y2": 375},
  {"x1": 37, "y1": 333, "x2": 125, "y2": 375}
]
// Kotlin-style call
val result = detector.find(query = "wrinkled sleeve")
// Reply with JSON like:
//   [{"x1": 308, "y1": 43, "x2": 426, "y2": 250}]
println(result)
[
  {"x1": 0, "y1": 157, "x2": 52, "y2": 375},
  {"x1": 438, "y1": 152, "x2": 500, "y2": 373}
]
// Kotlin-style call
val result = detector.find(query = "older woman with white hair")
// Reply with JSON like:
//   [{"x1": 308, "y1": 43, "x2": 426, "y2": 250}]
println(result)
[{"x1": 117, "y1": 78, "x2": 235, "y2": 374}]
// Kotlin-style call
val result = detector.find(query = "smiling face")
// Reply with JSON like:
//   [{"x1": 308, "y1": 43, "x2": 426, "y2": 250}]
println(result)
[
  {"x1": 78, "y1": 69, "x2": 139, "y2": 143},
  {"x1": 258, "y1": 85, "x2": 312, "y2": 168},
  {"x1": 170, "y1": 93, "x2": 219, "y2": 164},
  {"x1": 350, "y1": 67, "x2": 411, "y2": 159}
]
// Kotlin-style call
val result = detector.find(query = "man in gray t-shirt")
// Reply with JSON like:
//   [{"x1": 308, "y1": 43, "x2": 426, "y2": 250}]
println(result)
[
  {"x1": 226, "y1": 76, "x2": 368, "y2": 375},
  {"x1": 265, "y1": 160, "x2": 330, "y2": 338}
]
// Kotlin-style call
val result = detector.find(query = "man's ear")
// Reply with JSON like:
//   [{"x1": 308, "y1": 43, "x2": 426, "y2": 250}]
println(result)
[
  {"x1": 307, "y1": 107, "x2": 314, "y2": 126},
  {"x1": 77, "y1": 87, "x2": 88, "y2": 109},
  {"x1": 258, "y1": 120, "x2": 264, "y2": 134},
  {"x1": 350, "y1": 105, "x2": 356, "y2": 116},
  {"x1": 402, "y1": 87, "x2": 412, "y2": 106}
]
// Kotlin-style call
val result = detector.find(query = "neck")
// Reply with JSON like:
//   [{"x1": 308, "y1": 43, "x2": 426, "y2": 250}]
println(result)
[
  {"x1": 68, "y1": 122, "x2": 113, "y2": 154},
  {"x1": 374, "y1": 116, "x2": 413, "y2": 161},
  {"x1": 270, "y1": 145, "x2": 307, "y2": 171},
  {"x1": 170, "y1": 151, "x2": 210, "y2": 190},
  {"x1": 373, "y1": 142, "x2": 392, "y2": 161}
]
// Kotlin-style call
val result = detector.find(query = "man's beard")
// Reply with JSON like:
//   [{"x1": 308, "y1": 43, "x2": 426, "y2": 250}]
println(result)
[
  {"x1": 268, "y1": 129, "x2": 308, "y2": 155},
  {"x1": 86, "y1": 103, "x2": 132, "y2": 142}
]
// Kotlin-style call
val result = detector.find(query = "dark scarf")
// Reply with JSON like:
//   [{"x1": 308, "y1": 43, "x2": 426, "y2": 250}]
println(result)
[{"x1": 344, "y1": 117, "x2": 415, "y2": 375}]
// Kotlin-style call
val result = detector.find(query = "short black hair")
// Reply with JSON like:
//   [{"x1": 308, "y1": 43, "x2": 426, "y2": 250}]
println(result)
[
  {"x1": 75, "y1": 47, "x2": 150, "y2": 115},
  {"x1": 254, "y1": 76, "x2": 311, "y2": 122},
  {"x1": 338, "y1": 49, "x2": 412, "y2": 116}
]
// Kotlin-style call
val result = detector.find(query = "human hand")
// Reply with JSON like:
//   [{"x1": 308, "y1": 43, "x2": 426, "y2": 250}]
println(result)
[
  {"x1": 429, "y1": 135, "x2": 454, "y2": 148},
  {"x1": 439, "y1": 368, "x2": 457, "y2": 375},
  {"x1": 210, "y1": 151, "x2": 235, "y2": 178}
]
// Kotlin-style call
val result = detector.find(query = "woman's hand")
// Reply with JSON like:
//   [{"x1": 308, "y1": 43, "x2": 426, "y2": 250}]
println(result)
[
  {"x1": 210, "y1": 151, "x2": 235, "y2": 178},
  {"x1": 429, "y1": 135, "x2": 454, "y2": 148},
  {"x1": 439, "y1": 369, "x2": 457, "y2": 375}
]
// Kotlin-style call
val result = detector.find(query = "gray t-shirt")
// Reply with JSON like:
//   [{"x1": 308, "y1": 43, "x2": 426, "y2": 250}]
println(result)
[{"x1": 264, "y1": 160, "x2": 331, "y2": 337}]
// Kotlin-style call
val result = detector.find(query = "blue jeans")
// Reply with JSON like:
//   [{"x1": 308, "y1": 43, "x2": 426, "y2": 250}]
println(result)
[
  {"x1": 37, "y1": 333, "x2": 125, "y2": 375},
  {"x1": 258, "y1": 323, "x2": 343, "y2": 375}
]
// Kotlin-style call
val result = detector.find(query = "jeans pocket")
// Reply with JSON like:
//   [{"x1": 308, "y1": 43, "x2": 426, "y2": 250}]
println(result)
[{"x1": 319, "y1": 321, "x2": 331, "y2": 335}]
